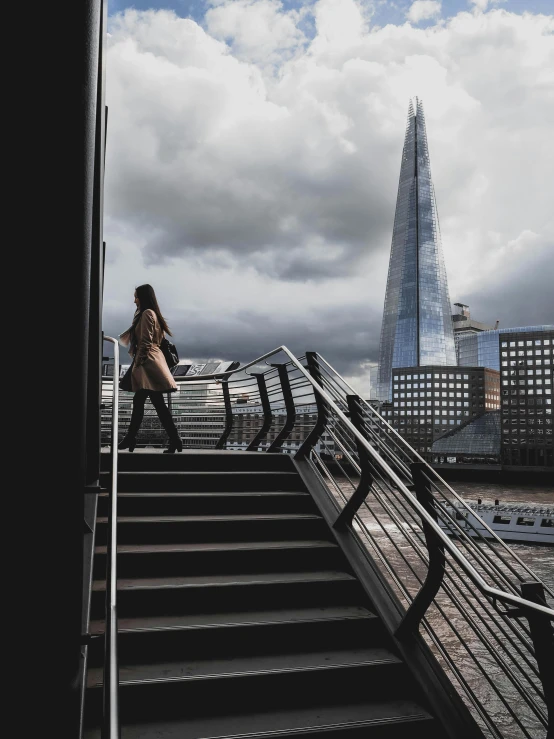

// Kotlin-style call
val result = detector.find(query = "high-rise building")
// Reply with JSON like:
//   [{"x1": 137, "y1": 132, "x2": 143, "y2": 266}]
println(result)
[
  {"x1": 500, "y1": 328, "x2": 553, "y2": 468},
  {"x1": 380, "y1": 365, "x2": 500, "y2": 454},
  {"x1": 376, "y1": 98, "x2": 456, "y2": 401},
  {"x1": 457, "y1": 325, "x2": 554, "y2": 372}
]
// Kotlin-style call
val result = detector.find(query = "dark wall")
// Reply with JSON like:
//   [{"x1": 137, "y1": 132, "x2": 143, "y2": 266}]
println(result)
[{"x1": 11, "y1": 1, "x2": 106, "y2": 734}]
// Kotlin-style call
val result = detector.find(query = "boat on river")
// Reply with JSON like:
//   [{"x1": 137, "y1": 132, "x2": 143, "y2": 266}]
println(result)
[{"x1": 441, "y1": 502, "x2": 553, "y2": 545}]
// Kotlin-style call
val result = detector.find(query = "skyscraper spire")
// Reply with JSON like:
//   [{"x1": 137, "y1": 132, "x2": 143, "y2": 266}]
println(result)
[{"x1": 376, "y1": 98, "x2": 456, "y2": 401}]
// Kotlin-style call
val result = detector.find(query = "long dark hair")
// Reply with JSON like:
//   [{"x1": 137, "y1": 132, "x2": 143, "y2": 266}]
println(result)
[{"x1": 130, "y1": 284, "x2": 172, "y2": 352}]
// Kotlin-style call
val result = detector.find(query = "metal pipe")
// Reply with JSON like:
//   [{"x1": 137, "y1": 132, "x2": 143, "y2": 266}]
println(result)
[{"x1": 102, "y1": 336, "x2": 120, "y2": 739}]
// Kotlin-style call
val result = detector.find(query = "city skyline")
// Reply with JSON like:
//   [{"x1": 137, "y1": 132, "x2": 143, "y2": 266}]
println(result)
[{"x1": 101, "y1": 1, "x2": 554, "y2": 396}]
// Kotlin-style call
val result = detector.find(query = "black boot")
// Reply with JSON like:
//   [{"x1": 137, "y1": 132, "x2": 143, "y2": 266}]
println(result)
[
  {"x1": 163, "y1": 435, "x2": 183, "y2": 454},
  {"x1": 118, "y1": 435, "x2": 136, "y2": 452}
]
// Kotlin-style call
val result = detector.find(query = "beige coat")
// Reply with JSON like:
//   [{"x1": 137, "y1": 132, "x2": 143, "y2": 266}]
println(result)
[{"x1": 120, "y1": 309, "x2": 177, "y2": 393}]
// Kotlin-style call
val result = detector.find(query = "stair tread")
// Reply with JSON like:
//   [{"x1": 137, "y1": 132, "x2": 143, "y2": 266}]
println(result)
[
  {"x1": 99, "y1": 491, "x2": 311, "y2": 498},
  {"x1": 89, "y1": 605, "x2": 375, "y2": 635},
  {"x1": 92, "y1": 570, "x2": 356, "y2": 591},
  {"x1": 87, "y1": 645, "x2": 402, "y2": 687},
  {"x1": 96, "y1": 513, "x2": 322, "y2": 524},
  {"x1": 95, "y1": 540, "x2": 338, "y2": 555},
  {"x1": 84, "y1": 699, "x2": 433, "y2": 738},
  {"x1": 114, "y1": 471, "x2": 300, "y2": 476}
]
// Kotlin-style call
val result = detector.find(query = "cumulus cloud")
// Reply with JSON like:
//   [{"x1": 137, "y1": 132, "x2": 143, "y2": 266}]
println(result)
[
  {"x1": 406, "y1": 1, "x2": 442, "y2": 24},
  {"x1": 205, "y1": 0, "x2": 307, "y2": 66},
  {"x1": 103, "y1": 1, "x2": 554, "y2": 382}
]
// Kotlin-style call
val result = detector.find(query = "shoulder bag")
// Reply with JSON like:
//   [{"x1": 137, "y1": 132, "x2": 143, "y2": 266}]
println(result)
[
  {"x1": 161, "y1": 337, "x2": 179, "y2": 369},
  {"x1": 119, "y1": 359, "x2": 135, "y2": 391}
]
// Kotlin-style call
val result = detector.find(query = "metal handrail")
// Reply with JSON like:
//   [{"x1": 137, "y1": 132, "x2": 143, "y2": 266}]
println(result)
[
  {"x1": 166, "y1": 345, "x2": 553, "y2": 619},
  {"x1": 102, "y1": 336, "x2": 120, "y2": 739},
  {"x1": 314, "y1": 353, "x2": 554, "y2": 597}
]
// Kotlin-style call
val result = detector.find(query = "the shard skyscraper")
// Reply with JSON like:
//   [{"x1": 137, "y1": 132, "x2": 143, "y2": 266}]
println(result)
[{"x1": 376, "y1": 98, "x2": 456, "y2": 401}]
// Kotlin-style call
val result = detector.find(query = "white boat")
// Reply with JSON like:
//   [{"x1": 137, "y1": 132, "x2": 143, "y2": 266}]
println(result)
[{"x1": 440, "y1": 502, "x2": 553, "y2": 545}]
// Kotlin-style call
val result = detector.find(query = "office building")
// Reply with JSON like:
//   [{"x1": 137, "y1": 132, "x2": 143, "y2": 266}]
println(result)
[
  {"x1": 457, "y1": 325, "x2": 554, "y2": 372},
  {"x1": 500, "y1": 328, "x2": 553, "y2": 468},
  {"x1": 380, "y1": 365, "x2": 500, "y2": 454},
  {"x1": 376, "y1": 98, "x2": 456, "y2": 401}
]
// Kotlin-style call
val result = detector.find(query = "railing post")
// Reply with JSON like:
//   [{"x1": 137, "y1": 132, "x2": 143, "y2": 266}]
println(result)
[
  {"x1": 247, "y1": 374, "x2": 272, "y2": 451},
  {"x1": 296, "y1": 352, "x2": 327, "y2": 459},
  {"x1": 215, "y1": 380, "x2": 233, "y2": 450},
  {"x1": 395, "y1": 462, "x2": 446, "y2": 640},
  {"x1": 268, "y1": 364, "x2": 296, "y2": 453},
  {"x1": 102, "y1": 337, "x2": 120, "y2": 739},
  {"x1": 334, "y1": 395, "x2": 374, "y2": 529},
  {"x1": 520, "y1": 582, "x2": 554, "y2": 734}
]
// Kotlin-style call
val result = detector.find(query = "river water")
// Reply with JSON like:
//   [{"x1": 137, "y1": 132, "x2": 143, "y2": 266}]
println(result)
[{"x1": 330, "y1": 476, "x2": 553, "y2": 739}]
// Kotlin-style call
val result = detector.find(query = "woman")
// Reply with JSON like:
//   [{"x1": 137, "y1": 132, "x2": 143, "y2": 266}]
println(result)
[{"x1": 118, "y1": 284, "x2": 182, "y2": 453}]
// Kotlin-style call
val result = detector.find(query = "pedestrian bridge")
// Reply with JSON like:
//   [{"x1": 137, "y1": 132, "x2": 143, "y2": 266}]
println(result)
[{"x1": 82, "y1": 341, "x2": 553, "y2": 739}]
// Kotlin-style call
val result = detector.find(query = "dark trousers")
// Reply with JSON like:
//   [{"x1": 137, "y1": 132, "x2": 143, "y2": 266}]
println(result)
[{"x1": 127, "y1": 390, "x2": 179, "y2": 441}]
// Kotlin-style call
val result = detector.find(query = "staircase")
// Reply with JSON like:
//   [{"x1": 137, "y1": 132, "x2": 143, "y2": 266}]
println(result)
[{"x1": 83, "y1": 451, "x2": 450, "y2": 738}]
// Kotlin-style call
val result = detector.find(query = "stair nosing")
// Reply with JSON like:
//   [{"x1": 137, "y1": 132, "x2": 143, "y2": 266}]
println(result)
[
  {"x1": 191, "y1": 712, "x2": 434, "y2": 739},
  {"x1": 94, "y1": 540, "x2": 338, "y2": 555},
  {"x1": 96, "y1": 514, "x2": 322, "y2": 523},
  {"x1": 89, "y1": 611, "x2": 377, "y2": 635},
  {"x1": 87, "y1": 655, "x2": 403, "y2": 689},
  {"x1": 112, "y1": 471, "x2": 300, "y2": 476},
  {"x1": 98, "y1": 492, "x2": 311, "y2": 498},
  {"x1": 92, "y1": 570, "x2": 356, "y2": 591}
]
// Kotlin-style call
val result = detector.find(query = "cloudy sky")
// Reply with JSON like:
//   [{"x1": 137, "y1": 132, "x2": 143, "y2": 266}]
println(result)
[{"x1": 102, "y1": 0, "x2": 554, "y2": 394}]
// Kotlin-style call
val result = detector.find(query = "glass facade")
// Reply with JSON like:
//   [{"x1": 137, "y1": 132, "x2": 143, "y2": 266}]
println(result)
[
  {"x1": 380, "y1": 365, "x2": 499, "y2": 454},
  {"x1": 432, "y1": 410, "x2": 501, "y2": 457},
  {"x1": 458, "y1": 325, "x2": 554, "y2": 371},
  {"x1": 377, "y1": 98, "x2": 455, "y2": 401}
]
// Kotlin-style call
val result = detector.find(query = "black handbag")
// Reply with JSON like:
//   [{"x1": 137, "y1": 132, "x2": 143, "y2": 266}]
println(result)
[
  {"x1": 119, "y1": 359, "x2": 135, "y2": 391},
  {"x1": 161, "y1": 337, "x2": 179, "y2": 369}
]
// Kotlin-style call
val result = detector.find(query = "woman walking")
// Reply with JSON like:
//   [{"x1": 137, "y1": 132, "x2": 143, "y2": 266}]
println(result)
[{"x1": 118, "y1": 284, "x2": 182, "y2": 453}]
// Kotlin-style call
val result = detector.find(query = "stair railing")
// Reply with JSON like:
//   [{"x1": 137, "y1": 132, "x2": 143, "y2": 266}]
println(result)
[
  {"x1": 101, "y1": 336, "x2": 120, "y2": 739},
  {"x1": 168, "y1": 345, "x2": 553, "y2": 739}
]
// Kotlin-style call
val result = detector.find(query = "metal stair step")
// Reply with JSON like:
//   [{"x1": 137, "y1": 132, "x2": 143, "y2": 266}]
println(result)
[
  {"x1": 101, "y1": 450, "x2": 296, "y2": 473},
  {"x1": 95, "y1": 539, "x2": 338, "y2": 555},
  {"x1": 99, "y1": 491, "x2": 311, "y2": 497},
  {"x1": 97, "y1": 513, "x2": 322, "y2": 523},
  {"x1": 90, "y1": 571, "x2": 367, "y2": 620},
  {"x1": 104, "y1": 470, "x2": 307, "y2": 493},
  {"x1": 84, "y1": 700, "x2": 436, "y2": 739},
  {"x1": 93, "y1": 569, "x2": 356, "y2": 592},
  {"x1": 89, "y1": 604, "x2": 376, "y2": 635},
  {"x1": 86, "y1": 613, "x2": 387, "y2": 671},
  {"x1": 87, "y1": 644, "x2": 402, "y2": 687},
  {"x1": 83, "y1": 663, "x2": 431, "y2": 736},
  {"x1": 94, "y1": 513, "x2": 329, "y2": 545},
  {"x1": 92, "y1": 539, "x2": 344, "y2": 579},
  {"x1": 97, "y1": 490, "x2": 316, "y2": 516}
]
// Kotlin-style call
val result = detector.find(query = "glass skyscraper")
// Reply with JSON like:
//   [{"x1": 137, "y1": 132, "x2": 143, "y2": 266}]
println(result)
[{"x1": 376, "y1": 98, "x2": 456, "y2": 401}]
